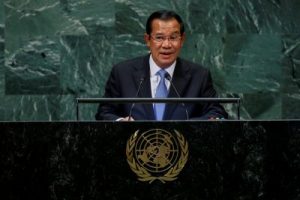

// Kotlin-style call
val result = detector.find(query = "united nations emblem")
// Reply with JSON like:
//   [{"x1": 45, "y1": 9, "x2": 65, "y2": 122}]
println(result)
[{"x1": 126, "y1": 129, "x2": 189, "y2": 183}]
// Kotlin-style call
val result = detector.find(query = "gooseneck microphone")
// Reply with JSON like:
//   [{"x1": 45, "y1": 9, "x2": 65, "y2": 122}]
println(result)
[
  {"x1": 128, "y1": 76, "x2": 145, "y2": 120},
  {"x1": 165, "y1": 74, "x2": 189, "y2": 120}
]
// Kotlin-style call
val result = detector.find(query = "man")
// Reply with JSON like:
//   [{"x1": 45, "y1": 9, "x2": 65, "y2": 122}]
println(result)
[{"x1": 95, "y1": 10, "x2": 228, "y2": 121}]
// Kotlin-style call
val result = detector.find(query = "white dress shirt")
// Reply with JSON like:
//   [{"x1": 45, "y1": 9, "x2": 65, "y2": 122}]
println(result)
[{"x1": 149, "y1": 54, "x2": 176, "y2": 98}]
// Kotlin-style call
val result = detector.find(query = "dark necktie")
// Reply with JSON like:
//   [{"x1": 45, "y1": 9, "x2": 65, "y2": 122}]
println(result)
[{"x1": 154, "y1": 69, "x2": 168, "y2": 120}]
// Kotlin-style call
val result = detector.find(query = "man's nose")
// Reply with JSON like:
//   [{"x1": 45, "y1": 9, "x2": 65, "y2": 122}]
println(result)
[{"x1": 161, "y1": 38, "x2": 172, "y2": 48}]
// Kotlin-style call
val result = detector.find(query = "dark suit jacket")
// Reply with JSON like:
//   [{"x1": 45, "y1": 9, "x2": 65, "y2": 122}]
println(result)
[{"x1": 95, "y1": 54, "x2": 228, "y2": 120}]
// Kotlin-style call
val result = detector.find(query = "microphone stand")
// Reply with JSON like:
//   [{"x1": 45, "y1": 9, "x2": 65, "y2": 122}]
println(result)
[{"x1": 128, "y1": 77, "x2": 145, "y2": 120}]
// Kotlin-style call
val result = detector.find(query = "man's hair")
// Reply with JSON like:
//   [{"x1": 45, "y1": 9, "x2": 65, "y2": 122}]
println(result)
[{"x1": 146, "y1": 10, "x2": 185, "y2": 35}]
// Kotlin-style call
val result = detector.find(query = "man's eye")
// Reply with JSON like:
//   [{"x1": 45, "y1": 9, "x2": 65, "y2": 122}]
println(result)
[{"x1": 155, "y1": 36, "x2": 164, "y2": 41}]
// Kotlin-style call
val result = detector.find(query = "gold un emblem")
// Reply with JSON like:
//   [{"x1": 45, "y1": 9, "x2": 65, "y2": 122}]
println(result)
[{"x1": 126, "y1": 129, "x2": 189, "y2": 183}]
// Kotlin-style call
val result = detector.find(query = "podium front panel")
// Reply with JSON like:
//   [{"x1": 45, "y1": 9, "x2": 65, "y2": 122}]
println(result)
[{"x1": 1, "y1": 121, "x2": 299, "y2": 199}]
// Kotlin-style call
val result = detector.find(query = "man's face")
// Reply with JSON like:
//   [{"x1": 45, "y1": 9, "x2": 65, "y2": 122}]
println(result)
[{"x1": 145, "y1": 18, "x2": 185, "y2": 68}]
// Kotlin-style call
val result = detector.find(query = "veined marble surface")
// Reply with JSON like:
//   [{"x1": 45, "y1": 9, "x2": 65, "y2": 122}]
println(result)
[
  {"x1": 1, "y1": 121, "x2": 300, "y2": 199},
  {"x1": 1, "y1": 0, "x2": 300, "y2": 121}
]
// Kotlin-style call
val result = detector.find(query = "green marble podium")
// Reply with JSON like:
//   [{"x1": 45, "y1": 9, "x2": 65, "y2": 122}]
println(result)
[{"x1": 1, "y1": 121, "x2": 299, "y2": 199}]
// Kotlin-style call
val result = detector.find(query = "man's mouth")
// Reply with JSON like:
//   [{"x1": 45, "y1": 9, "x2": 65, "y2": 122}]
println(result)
[{"x1": 160, "y1": 52, "x2": 173, "y2": 56}]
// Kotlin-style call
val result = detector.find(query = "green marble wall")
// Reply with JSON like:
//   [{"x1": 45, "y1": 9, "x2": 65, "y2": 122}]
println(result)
[{"x1": 0, "y1": 0, "x2": 299, "y2": 121}]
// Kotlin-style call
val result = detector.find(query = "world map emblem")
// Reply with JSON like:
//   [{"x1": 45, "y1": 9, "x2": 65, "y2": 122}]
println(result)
[{"x1": 126, "y1": 129, "x2": 189, "y2": 183}]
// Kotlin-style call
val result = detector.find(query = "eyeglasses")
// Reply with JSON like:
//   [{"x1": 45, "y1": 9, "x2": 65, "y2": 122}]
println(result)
[{"x1": 150, "y1": 34, "x2": 182, "y2": 43}]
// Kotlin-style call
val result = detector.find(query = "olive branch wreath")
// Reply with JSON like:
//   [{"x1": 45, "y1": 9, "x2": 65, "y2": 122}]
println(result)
[{"x1": 126, "y1": 130, "x2": 189, "y2": 183}]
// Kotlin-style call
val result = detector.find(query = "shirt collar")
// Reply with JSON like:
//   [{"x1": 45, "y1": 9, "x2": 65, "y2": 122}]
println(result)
[{"x1": 149, "y1": 54, "x2": 176, "y2": 78}]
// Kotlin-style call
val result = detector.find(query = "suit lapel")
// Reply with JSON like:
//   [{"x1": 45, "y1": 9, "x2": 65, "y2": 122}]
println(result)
[{"x1": 164, "y1": 58, "x2": 192, "y2": 120}]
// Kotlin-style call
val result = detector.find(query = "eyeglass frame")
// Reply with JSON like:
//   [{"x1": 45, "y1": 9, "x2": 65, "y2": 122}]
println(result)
[{"x1": 149, "y1": 34, "x2": 183, "y2": 43}]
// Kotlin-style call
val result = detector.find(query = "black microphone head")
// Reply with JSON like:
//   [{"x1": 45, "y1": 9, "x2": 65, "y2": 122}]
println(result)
[
  {"x1": 165, "y1": 73, "x2": 171, "y2": 81},
  {"x1": 138, "y1": 74, "x2": 146, "y2": 81}
]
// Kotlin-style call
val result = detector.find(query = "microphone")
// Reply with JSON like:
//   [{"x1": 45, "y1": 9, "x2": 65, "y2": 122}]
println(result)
[
  {"x1": 165, "y1": 74, "x2": 189, "y2": 120},
  {"x1": 128, "y1": 76, "x2": 145, "y2": 120}
]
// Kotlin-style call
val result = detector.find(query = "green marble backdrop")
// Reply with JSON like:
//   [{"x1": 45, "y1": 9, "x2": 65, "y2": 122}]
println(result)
[{"x1": 0, "y1": 0, "x2": 299, "y2": 121}]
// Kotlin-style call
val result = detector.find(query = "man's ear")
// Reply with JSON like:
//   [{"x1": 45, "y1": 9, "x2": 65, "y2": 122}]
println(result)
[{"x1": 144, "y1": 33, "x2": 151, "y2": 48}]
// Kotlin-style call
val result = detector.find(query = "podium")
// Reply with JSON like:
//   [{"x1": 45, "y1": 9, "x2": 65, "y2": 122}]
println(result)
[{"x1": 1, "y1": 121, "x2": 300, "y2": 199}]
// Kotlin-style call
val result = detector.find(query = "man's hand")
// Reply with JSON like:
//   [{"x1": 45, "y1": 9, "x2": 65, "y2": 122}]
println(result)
[{"x1": 120, "y1": 116, "x2": 135, "y2": 121}]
